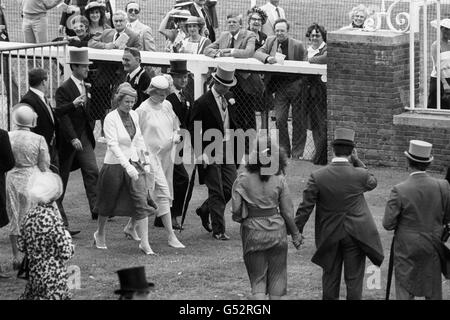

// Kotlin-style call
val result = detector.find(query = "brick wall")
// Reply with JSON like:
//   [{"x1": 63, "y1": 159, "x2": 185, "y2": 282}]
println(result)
[{"x1": 326, "y1": 30, "x2": 450, "y2": 171}]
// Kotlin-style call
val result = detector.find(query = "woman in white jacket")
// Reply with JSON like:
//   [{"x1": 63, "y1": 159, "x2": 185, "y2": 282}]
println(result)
[{"x1": 94, "y1": 83, "x2": 157, "y2": 255}]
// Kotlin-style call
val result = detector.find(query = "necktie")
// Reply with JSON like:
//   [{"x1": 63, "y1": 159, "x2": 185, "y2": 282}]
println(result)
[
  {"x1": 44, "y1": 96, "x2": 55, "y2": 123},
  {"x1": 275, "y1": 7, "x2": 281, "y2": 18},
  {"x1": 201, "y1": 7, "x2": 211, "y2": 26},
  {"x1": 179, "y1": 91, "x2": 186, "y2": 105},
  {"x1": 221, "y1": 95, "x2": 227, "y2": 112},
  {"x1": 126, "y1": 74, "x2": 131, "y2": 83},
  {"x1": 114, "y1": 32, "x2": 120, "y2": 41},
  {"x1": 229, "y1": 36, "x2": 235, "y2": 49}
]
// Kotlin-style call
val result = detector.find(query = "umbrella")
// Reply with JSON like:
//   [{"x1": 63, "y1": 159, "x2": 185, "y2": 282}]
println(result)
[{"x1": 179, "y1": 164, "x2": 197, "y2": 232}]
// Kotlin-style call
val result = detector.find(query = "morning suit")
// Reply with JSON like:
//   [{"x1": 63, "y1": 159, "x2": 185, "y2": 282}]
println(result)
[
  {"x1": 295, "y1": 159, "x2": 384, "y2": 299},
  {"x1": 166, "y1": 91, "x2": 191, "y2": 220},
  {"x1": 260, "y1": 2, "x2": 286, "y2": 36},
  {"x1": 20, "y1": 89, "x2": 59, "y2": 164},
  {"x1": 188, "y1": 89, "x2": 238, "y2": 235},
  {"x1": 254, "y1": 36, "x2": 307, "y2": 158},
  {"x1": 126, "y1": 66, "x2": 151, "y2": 110},
  {"x1": 0, "y1": 129, "x2": 14, "y2": 228},
  {"x1": 204, "y1": 29, "x2": 262, "y2": 133},
  {"x1": 383, "y1": 172, "x2": 450, "y2": 299},
  {"x1": 55, "y1": 77, "x2": 99, "y2": 223}
]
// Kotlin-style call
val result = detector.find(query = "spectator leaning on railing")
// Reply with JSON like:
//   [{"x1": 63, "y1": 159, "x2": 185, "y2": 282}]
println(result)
[
  {"x1": 125, "y1": 1, "x2": 156, "y2": 52},
  {"x1": 159, "y1": 8, "x2": 190, "y2": 53},
  {"x1": 254, "y1": 18, "x2": 307, "y2": 159},
  {"x1": 179, "y1": 16, "x2": 211, "y2": 54},
  {"x1": 84, "y1": 0, "x2": 111, "y2": 40}
]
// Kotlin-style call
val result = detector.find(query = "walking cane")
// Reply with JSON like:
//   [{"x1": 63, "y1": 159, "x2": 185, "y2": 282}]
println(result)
[
  {"x1": 179, "y1": 164, "x2": 197, "y2": 232},
  {"x1": 385, "y1": 236, "x2": 395, "y2": 300}
]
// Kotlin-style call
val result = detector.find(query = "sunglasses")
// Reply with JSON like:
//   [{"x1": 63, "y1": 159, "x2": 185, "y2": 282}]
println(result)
[
  {"x1": 128, "y1": 9, "x2": 139, "y2": 14},
  {"x1": 310, "y1": 34, "x2": 322, "y2": 38}
]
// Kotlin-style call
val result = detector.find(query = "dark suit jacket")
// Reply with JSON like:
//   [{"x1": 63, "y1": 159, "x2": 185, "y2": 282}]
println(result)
[
  {"x1": 295, "y1": 161, "x2": 384, "y2": 272},
  {"x1": 188, "y1": 90, "x2": 237, "y2": 184},
  {"x1": 55, "y1": 77, "x2": 95, "y2": 171},
  {"x1": 20, "y1": 90, "x2": 58, "y2": 150},
  {"x1": 127, "y1": 66, "x2": 150, "y2": 110},
  {"x1": 254, "y1": 30, "x2": 267, "y2": 51},
  {"x1": 88, "y1": 27, "x2": 142, "y2": 50},
  {"x1": 383, "y1": 173, "x2": 450, "y2": 295},
  {"x1": 254, "y1": 35, "x2": 307, "y2": 62},
  {"x1": 0, "y1": 129, "x2": 14, "y2": 227},
  {"x1": 166, "y1": 91, "x2": 192, "y2": 129}
]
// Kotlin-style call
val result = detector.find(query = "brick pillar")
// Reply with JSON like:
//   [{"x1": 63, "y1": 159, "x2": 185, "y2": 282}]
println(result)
[{"x1": 327, "y1": 29, "x2": 419, "y2": 166}]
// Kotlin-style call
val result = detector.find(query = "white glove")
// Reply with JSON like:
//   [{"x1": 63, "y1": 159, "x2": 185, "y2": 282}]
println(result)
[
  {"x1": 144, "y1": 164, "x2": 151, "y2": 174},
  {"x1": 125, "y1": 164, "x2": 139, "y2": 181}
]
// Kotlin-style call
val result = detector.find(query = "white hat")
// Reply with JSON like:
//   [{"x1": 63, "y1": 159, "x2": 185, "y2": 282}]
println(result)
[
  {"x1": 150, "y1": 75, "x2": 169, "y2": 90},
  {"x1": 12, "y1": 104, "x2": 37, "y2": 128},
  {"x1": 404, "y1": 140, "x2": 433, "y2": 163},
  {"x1": 431, "y1": 19, "x2": 450, "y2": 29},
  {"x1": 27, "y1": 171, "x2": 63, "y2": 204}
]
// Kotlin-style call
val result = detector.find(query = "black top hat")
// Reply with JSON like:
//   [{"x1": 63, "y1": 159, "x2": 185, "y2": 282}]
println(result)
[
  {"x1": 114, "y1": 266, "x2": 155, "y2": 294},
  {"x1": 169, "y1": 59, "x2": 190, "y2": 75}
]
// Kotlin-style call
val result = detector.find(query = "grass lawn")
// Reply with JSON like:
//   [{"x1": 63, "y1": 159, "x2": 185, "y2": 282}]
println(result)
[{"x1": 1, "y1": 143, "x2": 449, "y2": 300}]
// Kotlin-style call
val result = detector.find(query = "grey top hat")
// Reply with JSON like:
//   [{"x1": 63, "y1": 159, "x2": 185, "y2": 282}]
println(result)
[
  {"x1": 212, "y1": 65, "x2": 237, "y2": 87},
  {"x1": 332, "y1": 127, "x2": 355, "y2": 147},
  {"x1": 404, "y1": 140, "x2": 434, "y2": 163},
  {"x1": 68, "y1": 48, "x2": 92, "y2": 65}
]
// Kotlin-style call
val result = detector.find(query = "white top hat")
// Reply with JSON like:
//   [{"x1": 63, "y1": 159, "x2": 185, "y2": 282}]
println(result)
[
  {"x1": 212, "y1": 65, "x2": 237, "y2": 87},
  {"x1": 431, "y1": 19, "x2": 450, "y2": 29},
  {"x1": 404, "y1": 140, "x2": 433, "y2": 163}
]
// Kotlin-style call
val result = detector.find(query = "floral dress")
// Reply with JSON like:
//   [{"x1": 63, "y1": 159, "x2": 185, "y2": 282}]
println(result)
[
  {"x1": 18, "y1": 203, "x2": 75, "y2": 300},
  {"x1": 6, "y1": 130, "x2": 49, "y2": 235}
]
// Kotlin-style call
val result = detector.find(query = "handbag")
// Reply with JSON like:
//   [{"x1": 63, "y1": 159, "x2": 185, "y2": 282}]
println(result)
[{"x1": 17, "y1": 255, "x2": 29, "y2": 280}]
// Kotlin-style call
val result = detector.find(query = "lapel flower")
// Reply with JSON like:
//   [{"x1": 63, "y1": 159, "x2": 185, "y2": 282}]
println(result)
[
  {"x1": 186, "y1": 101, "x2": 191, "y2": 108},
  {"x1": 228, "y1": 98, "x2": 236, "y2": 106}
]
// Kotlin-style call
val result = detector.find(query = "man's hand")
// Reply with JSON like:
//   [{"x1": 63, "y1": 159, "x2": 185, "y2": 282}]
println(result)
[
  {"x1": 73, "y1": 94, "x2": 87, "y2": 108},
  {"x1": 71, "y1": 138, "x2": 83, "y2": 151},
  {"x1": 292, "y1": 233, "x2": 304, "y2": 250},
  {"x1": 104, "y1": 42, "x2": 115, "y2": 50},
  {"x1": 267, "y1": 56, "x2": 277, "y2": 64}
]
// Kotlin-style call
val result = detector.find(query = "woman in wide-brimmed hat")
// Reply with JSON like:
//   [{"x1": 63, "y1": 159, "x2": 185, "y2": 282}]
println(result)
[
  {"x1": 84, "y1": 0, "x2": 111, "y2": 39},
  {"x1": 158, "y1": 8, "x2": 191, "y2": 53},
  {"x1": 6, "y1": 104, "x2": 50, "y2": 271},
  {"x1": 179, "y1": 16, "x2": 211, "y2": 54},
  {"x1": 18, "y1": 171, "x2": 74, "y2": 300},
  {"x1": 428, "y1": 18, "x2": 450, "y2": 109}
]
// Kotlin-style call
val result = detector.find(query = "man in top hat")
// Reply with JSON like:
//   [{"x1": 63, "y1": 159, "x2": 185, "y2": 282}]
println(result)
[
  {"x1": 122, "y1": 47, "x2": 150, "y2": 110},
  {"x1": 383, "y1": 140, "x2": 450, "y2": 300},
  {"x1": 115, "y1": 266, "x2": 154, "y2": 300},
  {"x1": 188, "y1": 65, "x2": 238, "y2": 240},
  {"x1": 125, "y1": 1, "x2": 156, "y2": 52},
  {"x1": 295, "y1": 128, "x2": 384, "y2": 299},
  {"x1": 156, "y1": 59, "x2": 191, "y2": 230},
  {"x1": 54, "y1": 48, "x2": 99, "y2": 229}
]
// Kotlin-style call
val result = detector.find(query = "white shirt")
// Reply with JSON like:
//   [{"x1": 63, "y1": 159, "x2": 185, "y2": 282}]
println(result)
[
  {"x1": 30, "y1": 87, "x2": 54, "y2": 123},
  {"x1": 127, "y1": 66, "x2": 141, "y2": 81},
  {"x1": 410, "y1": 171, "x2": 427, "y2": 176},
  {"x1": 211, "y1": 86, "x2": 230, "y2": 141},
  {"x1": 261, "y1": 2, "x2": 286, "y2": 36},
  {"x1": 307, "y1": 41, "x2": 326, "y2": 60},
  {"x1": 193, "y1": 2, "x2": 205, "y2": 19},
  {"x1": 70, "y1": 75, "x2": 85, "y2": 95}
]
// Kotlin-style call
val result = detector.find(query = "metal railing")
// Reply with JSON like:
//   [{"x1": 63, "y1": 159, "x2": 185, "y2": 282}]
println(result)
[{"x1": 0, "y1": 41, "x2": 68, "y2": 129}]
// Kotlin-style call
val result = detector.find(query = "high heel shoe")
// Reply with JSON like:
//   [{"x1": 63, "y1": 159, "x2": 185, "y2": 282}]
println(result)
[
  {"x1": 168, "y1": 236, "x2": 186, "y2": 249},
  {"x1": 93, "y1": 231, "x2": 107, "y2": 250},
  {"x1": 124, "y1": 227, "x2": 141, "y2": 241},
  {"x1": 139, "y1": 243, "x2": 156, "y2": 255}
]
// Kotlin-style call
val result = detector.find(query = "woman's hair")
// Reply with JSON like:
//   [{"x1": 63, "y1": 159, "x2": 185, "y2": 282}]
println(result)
[
  {"x1": 348, "y1": 4, "x2": 370, "y2": 21},
  {"x1": 246, "y1": 137, "x2": 287, "y2": 182},
  {"x1": 85, "y1": 5, "x2": 107, "y2": 27},
  {"x1": 305, "y1": 23, "x2": 327, "y2": 42},
  {"x1": 27, "y1": 171, "x2": 63, "y2": 204},
  {"x1": 113, "y1": 82, "x2": 137, "y2": 108},
  {"x1": 72, "y1": 15, "x2": 90, "y2": 30},
  {"x1": 247, "y1": 6, "x2": 268, "y2": 26}
]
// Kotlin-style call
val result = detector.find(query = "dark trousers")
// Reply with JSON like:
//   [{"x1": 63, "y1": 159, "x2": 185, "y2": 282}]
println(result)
[
  {"x1": 200, "y1": 163, "x2": 236, "y2": 234},
  {"x1": 48, "y1": 142, "x2": 68, "y2": 226},
  {"x1": 171, "y1": 163, "x2": 189, "y2": 218},
  {"x1": 273, "y1": 79, "x2": 306, "y2": 157},
  {"x1": 322, "y1": 234, "x2": 366, "y2": 300},
  {"x1": 428, "y1": 76, "x2": 450, "y2": 109},
  {"x1": 59, "y1": 131, "x2": 99, "y2": 225}
]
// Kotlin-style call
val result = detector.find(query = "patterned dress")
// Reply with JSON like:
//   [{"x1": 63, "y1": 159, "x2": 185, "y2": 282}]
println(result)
[
  {"x1": 18, "y1": 203, "x2": 74, "y2": 300},
  {"x1": 6, "y1": 130, "x2": 50, "y2": 235}
]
